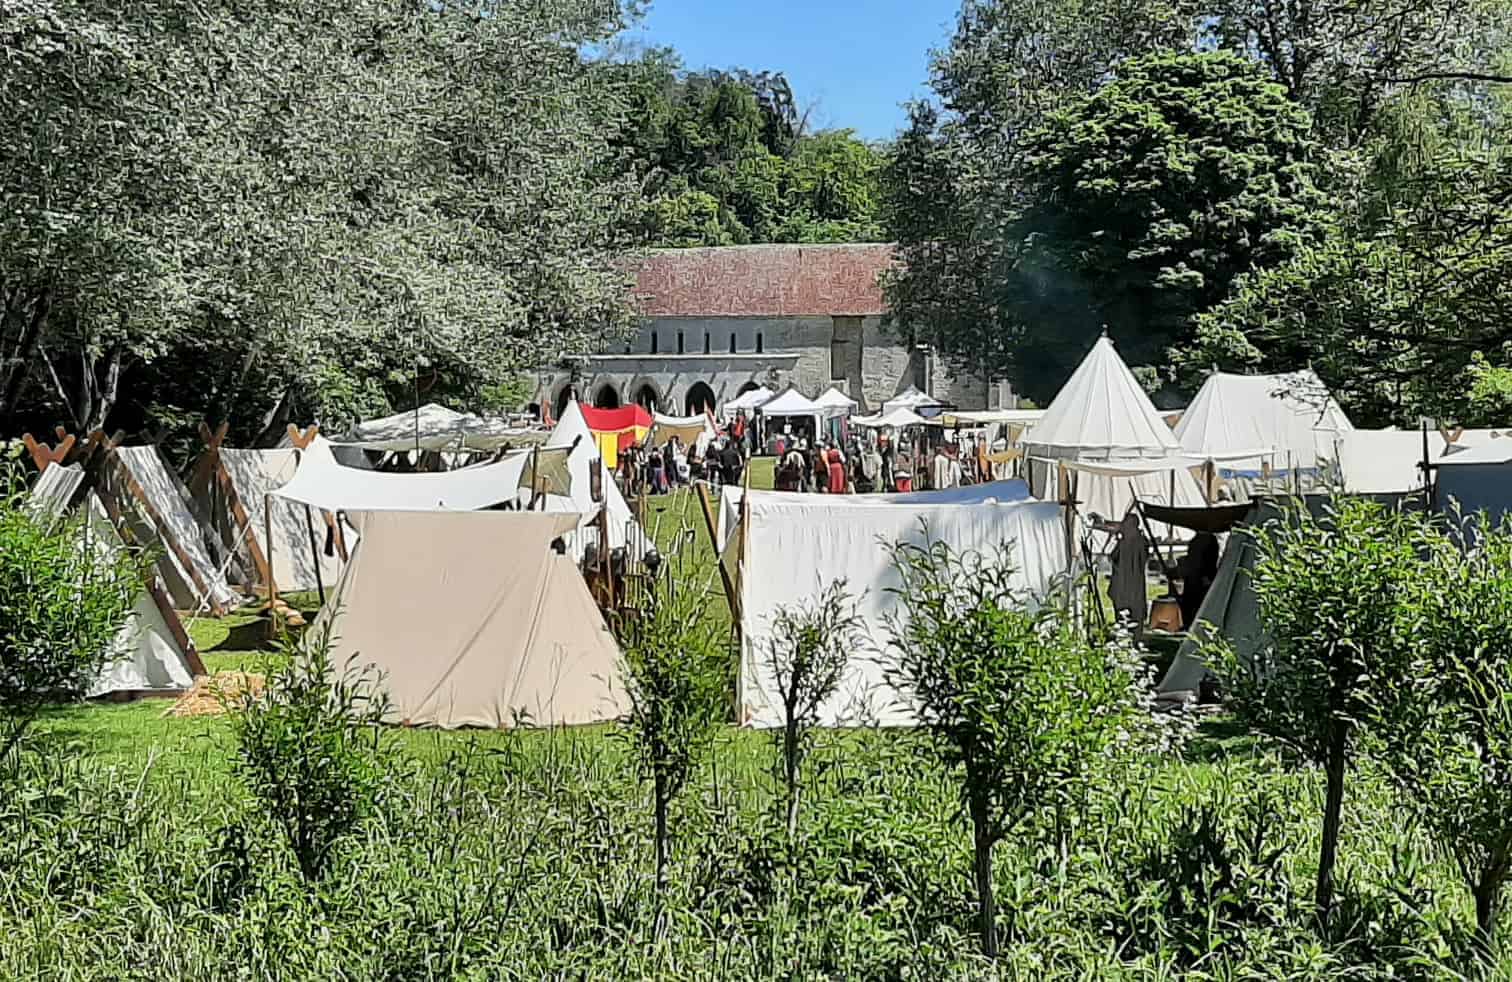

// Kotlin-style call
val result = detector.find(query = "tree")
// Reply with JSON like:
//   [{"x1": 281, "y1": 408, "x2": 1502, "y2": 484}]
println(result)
[
  {"x1": 1179, "y1": 151, "x2": 1512, "y2": 425},
  {"x1": 1211, "y1": 497, "x2": 1434, "y2": 927},
  {"x1": 761, "y1": 578, "x2": 867, "y2": 840},
  {"x1": 778, "y1": 130, "x2": 886, "y2": 243},
  {"x1": 883, "y1": 533, "x2": 1154, "y2": 957},
  {"x1": 0, "y1": 0, "x2": 641, "y2": 446},
  {"x1": 614, "y1": 551, "x2": 730, "y2": 894},
  {"x1": 0, "y1": 483, "x2": 141, "y2": 763},
  {"x1": 1368, "y1": 513, "x2": 1512, "y2": 956}
]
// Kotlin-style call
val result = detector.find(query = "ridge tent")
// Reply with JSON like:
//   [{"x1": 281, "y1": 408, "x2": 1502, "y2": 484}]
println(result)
[
  {"x1": 1174, "y1": 370, "x2": 1353, "y2": 494},
  {"x1": 1022, "y1": 335, "x2": 1205, "y2": 531},
  {"x1": 729, "y1": 493, "x2": 1067, "y2": 727},
  {"x1": 189, "y1": 441, "x2": 345, "y2": 595},
  {"x1": 648, "y1": 411, "x2": 716, "y2": 452},
  {"x1": 27, "y1": 463, "x2": 204, "y2": 697},
  {"x1": 319, "y1": 510, "x2": 627, "y2": 728},
  {"x1": 578, "y1": 404, "x2": 652, "y2": 469},
  {"x1": 99, "y1": 445, "x2": 241, "y2": 616}
]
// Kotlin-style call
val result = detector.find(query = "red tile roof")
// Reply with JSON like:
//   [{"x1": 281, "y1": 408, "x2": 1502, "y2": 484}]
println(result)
[{"x1": 634, "y1": 244, "x2": 895, "y2": 318}]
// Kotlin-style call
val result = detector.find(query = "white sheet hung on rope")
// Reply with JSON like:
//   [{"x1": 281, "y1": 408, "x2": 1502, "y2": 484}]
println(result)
[
  {"x1": 1334, "y1": 430, "x2": 1434, "y2": 493},
  {"x1": 272, "y1": 437, "x2": 535, "y2": 512},
  {"x1": 737, "y1": 497, "x2": 1069, "y2": 728}
]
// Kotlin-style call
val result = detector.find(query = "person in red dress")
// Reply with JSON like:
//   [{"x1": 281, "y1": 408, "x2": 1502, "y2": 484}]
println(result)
[{"x1": 826, "y1": 445, "x2": 847, "y2": 494}]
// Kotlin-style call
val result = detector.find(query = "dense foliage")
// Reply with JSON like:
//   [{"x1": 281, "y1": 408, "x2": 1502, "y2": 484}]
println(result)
[
  {"x1": 886, "y1": 0, "x2": 1512, "y2": 416},
  {"x1": 0, "y1": 482, "x2": 140, "y2": 763},
  {"x1": 616, "y1": 55, "x2": 886, "y2": 247},
  {"x1": 0, "y1": 0, "x2": 640, "y2": 446}
]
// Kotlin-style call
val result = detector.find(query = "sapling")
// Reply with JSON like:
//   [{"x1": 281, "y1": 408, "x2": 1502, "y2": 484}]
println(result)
[
  {"x1": 884, "y1": 532, "x2": 1152, "y2": 958},
  {"x1": 1368, "y1": 511, "x2": 1512, "y2": 957},
  {"x1": 762, "y1": 578, "x2": 868, "y2": 839},
  {"x1": 1211, "y1": 497, "x2": 1433, "y2": 928},
  {"x1": 613, "y1": 543, "x2": 729, "y2": 894},
  {"x1": 0, "y1": 487, "x2": 141, "y2": 765},
  {"x1": 226, "y1": 617, "x2": 391, "y2": 882}
]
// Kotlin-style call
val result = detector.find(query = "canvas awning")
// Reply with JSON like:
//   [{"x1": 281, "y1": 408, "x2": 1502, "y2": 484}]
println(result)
[
  {"x1": 335, "y1": 403, "x2": 542, "y2": 453},
  {"x1": 724, "y1": 386, "x2": 774, "y2": 414},
  {"x1": 272, "y1": 437, "x2": 541, "y2": 512},
  {"x1": 880, "y1": 386, "x2": 944, "y2": 416},
  {"x1": 853, "y1": 406, "x2": 928, "y2": 429}
]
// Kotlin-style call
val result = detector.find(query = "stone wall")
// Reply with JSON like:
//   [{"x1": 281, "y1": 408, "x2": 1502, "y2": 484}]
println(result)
[{"x1": 535, "y1": 315, "x2": 999, "y2": 415}]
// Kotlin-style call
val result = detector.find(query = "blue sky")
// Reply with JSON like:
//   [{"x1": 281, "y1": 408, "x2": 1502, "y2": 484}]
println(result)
[{"x1": 621, "y1": 0, "x2": 962, "y2": 142}]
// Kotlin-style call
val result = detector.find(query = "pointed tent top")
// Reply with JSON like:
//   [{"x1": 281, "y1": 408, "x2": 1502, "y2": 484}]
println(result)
[
  {"x1": 1023, "y1": 335, "x2": 1181, "y2": 458},
  {"x1": 759, "y1": 387, "x2": 823, "y2": 416},
  {"x1": 1174, "y1": 370, "x2": 1354, "y2": 462}
]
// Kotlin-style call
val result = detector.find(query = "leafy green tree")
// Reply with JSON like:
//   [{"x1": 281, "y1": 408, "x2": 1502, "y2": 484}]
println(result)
[
  {"x1": 614, "y1": 552, "x2": 730, "y2": 894},
  {"x1": 779, "y1": 130, "x2": 886, "y2": 243},
  {"x1": 1181, "y1": 151, "x2": 1512, "y2": 425},
  {"x1": 227, "y1": 620, "x2": 390, "y2": 883},
  {"x1": 0, "y1": 0, "x2": 640, "y2": 445},
  {"x1": 883, "y1": 534, "x2": 1155, "y2": 958},
  {"x1": 1212, "y1": 498, "x2": 1434, "y2": 928},
  {"x1": 0, "y1": 486, "x2": 142, "y2": 763},
  {"x1": 1368, "y1": 513, "x2": 1512, "y2": 955},
  {"x1": 761, "y1": 579, "x2": 867, "y2": 839}
]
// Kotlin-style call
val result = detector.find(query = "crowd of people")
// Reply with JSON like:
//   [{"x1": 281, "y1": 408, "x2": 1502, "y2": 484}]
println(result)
[{"x1": 613, "y1": 407, "x2": 990, "y2": 499}]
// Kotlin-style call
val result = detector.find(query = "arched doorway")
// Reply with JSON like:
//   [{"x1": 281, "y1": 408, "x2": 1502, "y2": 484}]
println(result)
[
  {"x1": 633, "y1": 384, "x2": 659, "y2": 414},
  {"x1": 736, "y1": 380, "x2": 762, "y2": 397},
  {"x1": 685, "y1": 381, "x2": 716, "y2": 416},
  {"x1": 553, "y1": 386, "x2": 574, "y2": 419},
  {"x1": 593, "y1": 384, "x2": 621, "y2": 410}
]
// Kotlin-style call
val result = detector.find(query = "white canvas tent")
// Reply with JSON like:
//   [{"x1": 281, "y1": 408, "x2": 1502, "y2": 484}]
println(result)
[
  {"x1": 853, "y1": 406, "x2": 929, "y2": 430},
  {"x1": 1023, "y1": 336, "x2": 1206, "y2": 527},
  {"x1": 881, "y1": 386, "x2": 943, "y2": 416},
  {"x1": 757, "y1": 388, "x2": 825, "y2": 428},
  {"x1": 729, "y1": 493, "x2": 1067, "y2": 727},
  {"x1": 101, "y1": 446, "x2": 241, "y2": 616},
  {"x1": 28, "y1": 464, "x2": 202, "y2": 697},
  {"x1": 814, "y1": 387, "x2": 859, "y2": 416},
  {"x1": 723, "y1": 386, "x2": 774, "y2": 418},
  {"x1": 320, "y1": 510, "x2": 627, "y2": 728},
  {"x1": 1174, "y1": 371, "x2": 1353, "y2": 490},
  {"x1": 335, "y1": 403, "x2": 544, "y2": 453},
  {"x1": 543, "y1": 400, "x2": 648, "y2": 559},
  {"x1": 1335, "y1": 430, "x2": 1432, "y2": 494},
  {"x1": 192, "y1": 446, "x2": 345, "y2": 594}
]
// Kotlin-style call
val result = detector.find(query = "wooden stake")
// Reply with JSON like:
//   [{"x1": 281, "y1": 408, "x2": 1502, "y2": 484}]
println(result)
[{"x1": 695, "y1": 481, "x2": 740, "y2": 624}]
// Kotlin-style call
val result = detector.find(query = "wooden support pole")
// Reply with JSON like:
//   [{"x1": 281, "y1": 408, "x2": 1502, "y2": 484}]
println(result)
[
  {"x1": 695, "y1": 481, "x2": 740, "y2": 624},
  {"x1": 21, "y1": 432, "x2": 74, "y2": 472}
]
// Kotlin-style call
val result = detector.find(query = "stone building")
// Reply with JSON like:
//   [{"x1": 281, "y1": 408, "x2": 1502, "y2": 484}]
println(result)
[{"x1": 533, "y1": 244, "x2": 1008, "y2": 418}]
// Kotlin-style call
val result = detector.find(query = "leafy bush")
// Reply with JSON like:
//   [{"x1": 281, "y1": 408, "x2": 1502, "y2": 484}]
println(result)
[
  {"x1": 0, "y1": 487, "x2": 142, "y2": 763},
  {"x1": 226, "y1": 619, "x2": 390, "y2": 882}
]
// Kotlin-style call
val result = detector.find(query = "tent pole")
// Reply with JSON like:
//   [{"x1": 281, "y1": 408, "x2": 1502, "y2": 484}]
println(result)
[{"x1": 303, "y1": 504, "x2": 325, "y2": 607}]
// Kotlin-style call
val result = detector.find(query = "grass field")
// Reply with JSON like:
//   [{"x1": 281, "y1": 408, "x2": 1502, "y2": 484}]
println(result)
[{"x1": 6, "y1": 461, "x2": 1504, "y2": 977}]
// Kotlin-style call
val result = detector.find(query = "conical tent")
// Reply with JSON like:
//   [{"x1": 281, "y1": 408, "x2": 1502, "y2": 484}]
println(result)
[
  {"x1": 1023, "y1": 336, "x2": 1205, "y2": 525},
  {"x1": 28, "y1": 464, "x2": 202, "y2": 696},
  {"x1": 545, "y1": 400, "x2": 647, "y2": 559},
  {"x1": 320, "y1": 510, "x2": 627, "y2": 728}
]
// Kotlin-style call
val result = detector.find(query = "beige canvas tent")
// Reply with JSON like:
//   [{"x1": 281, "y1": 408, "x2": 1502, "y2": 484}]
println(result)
[
  {"x1": 27, "y1": 463, "x2": 204, "y2": 696},
  {"x1": 320, "y1": 510, "x2": 627, "y2": 728}
]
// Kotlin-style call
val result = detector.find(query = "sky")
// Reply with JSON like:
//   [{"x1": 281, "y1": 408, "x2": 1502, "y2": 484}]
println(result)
[{"x1": 621, "y1": 0, "x2": 962, "y2": 142}]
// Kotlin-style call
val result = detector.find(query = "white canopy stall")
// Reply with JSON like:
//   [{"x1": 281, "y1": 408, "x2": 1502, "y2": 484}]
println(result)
[{"x1": 722, "y1": 386, "x2": 774, "y2": 420}]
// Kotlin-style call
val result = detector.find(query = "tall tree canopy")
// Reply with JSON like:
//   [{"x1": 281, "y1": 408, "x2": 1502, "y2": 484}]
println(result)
[
  {"x1": 886, "y1": 0, "x2": 1512, "y2": 413},
  {"x1": 616, "y1": 54, "x2": 885, "y2": 247},
  {"x1": 0, "y1": 0, "x2": 640, "y2": 445}
]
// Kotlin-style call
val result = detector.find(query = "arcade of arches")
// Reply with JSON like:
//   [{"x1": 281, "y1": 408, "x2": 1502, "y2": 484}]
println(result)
[{"x1": 684, "y1": 382, "x2": 716, "y2": 416}]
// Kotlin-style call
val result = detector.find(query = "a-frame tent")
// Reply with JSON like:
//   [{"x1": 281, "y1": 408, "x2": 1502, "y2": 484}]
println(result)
[
  {"x1": 25, "y1": 430, "x2": 240, "y2": 617},
  {"x1": 544, "y1": 400, "x2": 648, "y2": 560},
  {"x1": 188, "y1": 423, "x2": 345, "y2": 598},
  {"x1": 316, "y1": 510, "x2": 628, "y2": 728},
  {"x1": 26, "y1": 459, "x2": 205, "y2": 697}
]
